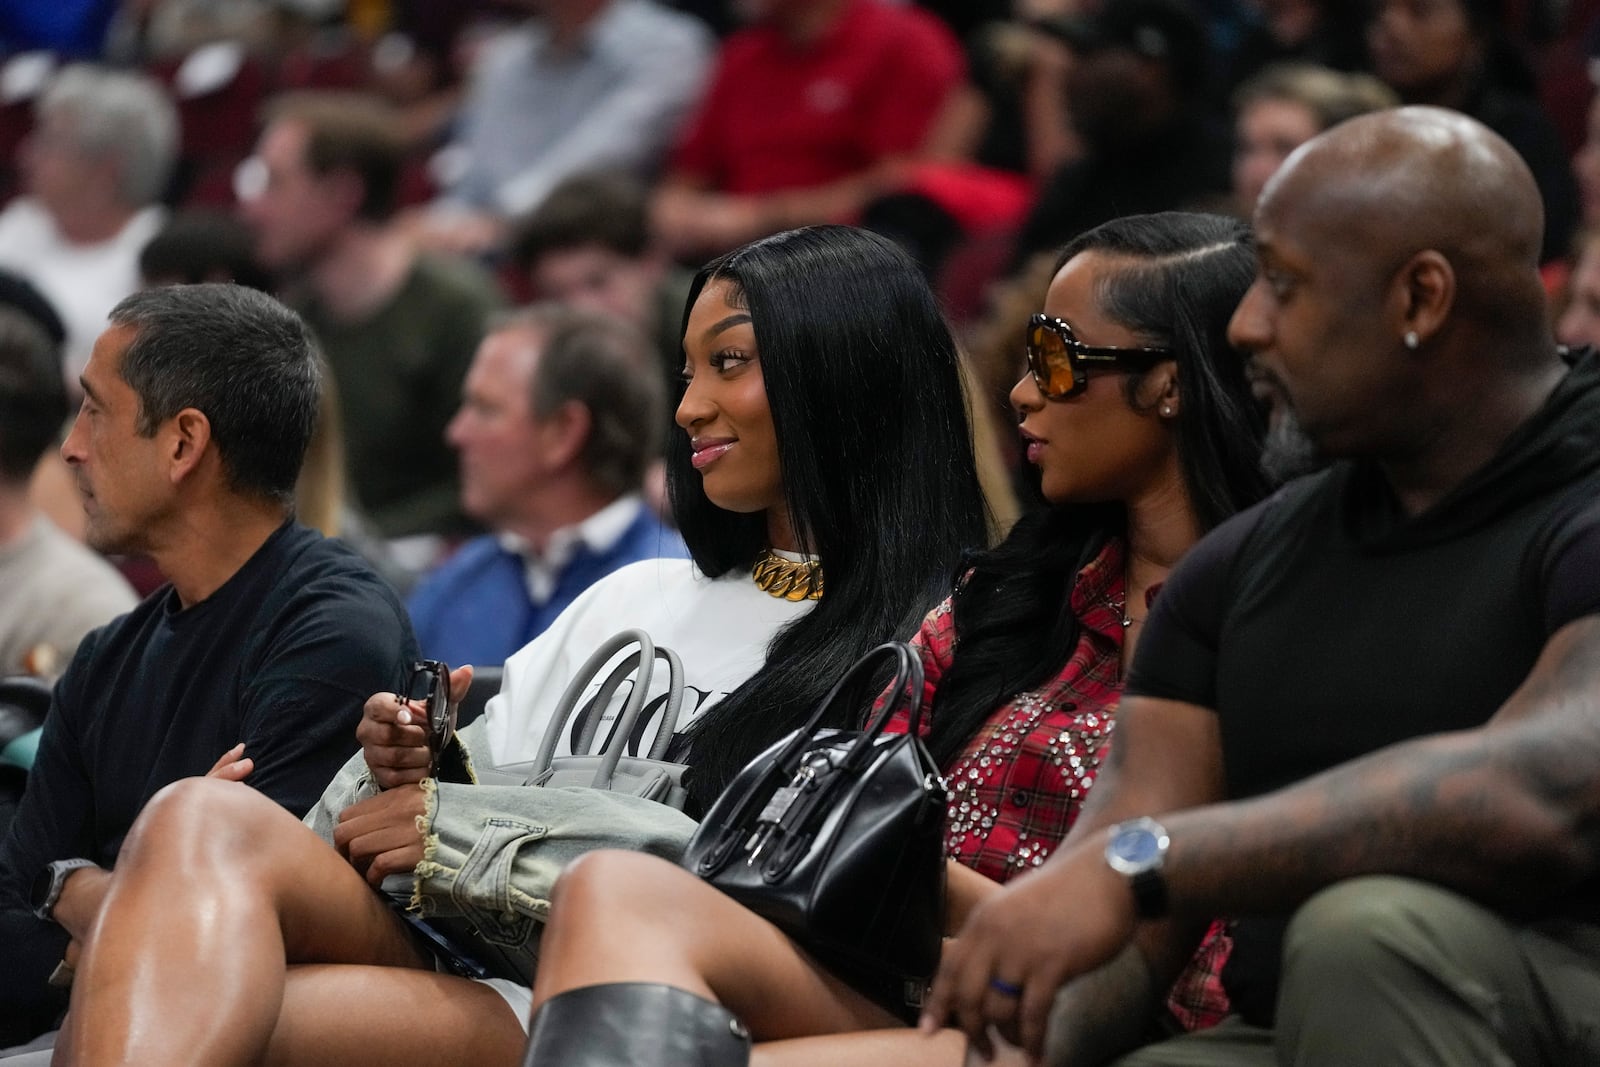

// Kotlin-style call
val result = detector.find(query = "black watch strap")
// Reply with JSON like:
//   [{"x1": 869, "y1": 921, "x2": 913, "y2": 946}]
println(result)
[
  {"x1": 1104, "y1": 817, "x2": 1171, "y2": 920},
  {"x1": 1129, "y1": 868, "x2": 1169, "y2": 920},
  {"x1": 31, "y1": 857, "x2": 98, "y2": 922}
]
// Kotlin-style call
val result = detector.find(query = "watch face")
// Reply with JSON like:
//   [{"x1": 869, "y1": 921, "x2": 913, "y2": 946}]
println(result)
[{"x1": 1106, "y1": 818, "x2": 1169, "y2": 873}]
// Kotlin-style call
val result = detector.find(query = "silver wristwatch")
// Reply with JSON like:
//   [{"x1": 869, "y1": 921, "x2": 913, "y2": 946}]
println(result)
[
  {"x1": 1104, "y1": 817, "x2": 1171, "y2": 919},
  {"x1": 30, "y1": 857, "x2": 99, "y2": 922}
]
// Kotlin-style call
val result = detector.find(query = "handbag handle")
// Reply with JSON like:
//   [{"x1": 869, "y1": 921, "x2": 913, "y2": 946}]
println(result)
[
  {"x1": 584, "y1": 643, "x2": 684, "y2": 791},
  {"x1": 850, "y1": 641, "x2": 928, "y2": 768},
  {"x1": 693, "y1": 641, "x2": 924, "y2": 875},
  {"x1": 607, "y1": 644, "x2": 685, "y2": 762},
  {"x1": 774, "y1": 640, "x2": 925, "y2": 774},
  {"x1": 530, "y1": 629, "x2": 686, "y2": 787}
]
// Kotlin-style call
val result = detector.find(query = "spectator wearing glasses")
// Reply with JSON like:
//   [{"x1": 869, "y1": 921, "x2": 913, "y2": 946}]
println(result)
[
  {"x1": 927, "y1": 107, "x2": 1600, "y2": 1067},
  {"x1": 136, "y1": 208, "x2": 412, "y2": 592},
  {"x1": 237, "y1": 91, "x2": 503, "y2": 542},
  {"x1": 512, "y1": 211, "x2": 1272, "y2": 1066}
]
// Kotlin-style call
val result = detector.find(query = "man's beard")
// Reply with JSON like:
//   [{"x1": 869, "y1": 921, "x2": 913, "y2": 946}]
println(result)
[{"x1": 1260, "y1": 405, "x2": 1326, "y2": 484}]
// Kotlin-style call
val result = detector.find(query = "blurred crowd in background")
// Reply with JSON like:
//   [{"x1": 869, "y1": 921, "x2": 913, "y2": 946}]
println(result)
[{"x1": 2, "y1": 0, "x2": 1600, "y2": 672}]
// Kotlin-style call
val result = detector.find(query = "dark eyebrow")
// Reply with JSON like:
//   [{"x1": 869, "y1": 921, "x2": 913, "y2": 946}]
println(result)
[
  {"x1": 702, "y1": 313, "x2": 753, "y2": 340},
  {"x1": 79, "y1": 377, "x2": 99, "y2": 402}
]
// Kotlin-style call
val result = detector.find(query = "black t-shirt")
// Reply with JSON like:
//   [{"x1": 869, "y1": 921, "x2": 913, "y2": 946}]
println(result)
[
  {"x1": 1127, "y1": 348, "x2": 1600, "y2": 1024},
  {"x1": 0, "y1": 521, "x2": 417, "y2": 1038}
]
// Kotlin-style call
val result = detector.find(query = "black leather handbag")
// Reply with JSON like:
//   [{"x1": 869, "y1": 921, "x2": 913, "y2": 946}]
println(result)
[{"x1": 680, "y1": 641, "x2": 948, "y2": 1017}]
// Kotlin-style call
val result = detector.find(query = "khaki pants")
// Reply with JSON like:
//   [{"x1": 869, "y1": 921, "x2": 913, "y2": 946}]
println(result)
[{"x1": 1117, "y1": 876, "x2": 1600, "y2": 1067}]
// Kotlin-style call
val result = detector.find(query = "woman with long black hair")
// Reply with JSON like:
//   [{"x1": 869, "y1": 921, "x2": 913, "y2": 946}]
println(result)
[
  {"x1": 51, "y1": 226, "x2": 988, "y2": 1066},
  {"x1": 516, "y1": 211, "x2": 1272, "y2": 1067},
  {"x1": 482, "y1": 222, "x2": 993, "y2": 818}
]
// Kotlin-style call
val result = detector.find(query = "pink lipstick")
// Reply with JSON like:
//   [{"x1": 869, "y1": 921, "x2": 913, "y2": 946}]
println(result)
[{"x1": 690, "y1": 438, "x2": 735, "y2": 470}]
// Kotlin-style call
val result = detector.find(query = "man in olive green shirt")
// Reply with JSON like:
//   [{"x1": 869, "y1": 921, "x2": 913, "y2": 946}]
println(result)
[{"x1": 239, "y1": 91, "x2": 503, "y2": 540}]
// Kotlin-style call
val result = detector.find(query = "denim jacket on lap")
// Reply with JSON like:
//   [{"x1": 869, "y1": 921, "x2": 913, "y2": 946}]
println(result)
[{"x1": 305, "y1": 717, "x2": 698, "y2": 980}]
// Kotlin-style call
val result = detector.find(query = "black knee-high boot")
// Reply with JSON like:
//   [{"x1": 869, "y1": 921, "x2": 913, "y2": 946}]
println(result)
[{"x1": 521, "y1": 982, "x2": 751, "y2": 1067}]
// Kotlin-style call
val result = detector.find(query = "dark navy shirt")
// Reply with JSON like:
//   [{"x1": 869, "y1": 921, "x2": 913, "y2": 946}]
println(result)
[{"x1": 0, "y1": 521, "x2": 417, "y2": 1037}]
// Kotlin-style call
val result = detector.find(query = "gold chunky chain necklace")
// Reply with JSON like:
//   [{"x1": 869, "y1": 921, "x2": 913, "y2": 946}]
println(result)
[{"x1": 751, "y1": 550, "x2": 823, "y2": 602}]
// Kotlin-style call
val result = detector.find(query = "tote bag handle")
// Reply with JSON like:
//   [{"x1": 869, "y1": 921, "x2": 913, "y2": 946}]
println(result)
[{"x1": 529, "y1": 629, "x2": 687, "y2": 789}]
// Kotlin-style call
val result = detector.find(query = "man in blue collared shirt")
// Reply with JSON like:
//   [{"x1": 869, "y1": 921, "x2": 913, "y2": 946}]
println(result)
[{"x1": 406, "y1": 305, "x2": 687, "y2": 668}]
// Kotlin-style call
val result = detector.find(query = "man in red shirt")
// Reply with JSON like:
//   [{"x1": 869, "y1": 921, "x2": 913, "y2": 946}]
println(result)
[{"x1": 651, "y1": 0, "x2": 965, "y2": 259}]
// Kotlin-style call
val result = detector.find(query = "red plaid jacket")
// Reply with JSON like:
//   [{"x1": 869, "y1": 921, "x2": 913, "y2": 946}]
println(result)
[{"x1": 884, "y1": 538, "x2": 1230, "y2": 1030}]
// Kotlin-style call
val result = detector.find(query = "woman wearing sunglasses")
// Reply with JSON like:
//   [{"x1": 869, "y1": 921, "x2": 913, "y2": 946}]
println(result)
[
  {"x1": 514, "y1": 211, "x2": 1272, "y2": 1066},
  {"x1": 47, "y1": 226, "x2": 990, "y2": 1067}
]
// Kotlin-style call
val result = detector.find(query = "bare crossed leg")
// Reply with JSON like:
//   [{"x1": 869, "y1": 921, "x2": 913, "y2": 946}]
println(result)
[
  {"x1": 57, "y1": 777, "x2": 525, "y2": 1067},
  {"x1": 531, "y1": 849, "x2": 974, "y2": 1065}
]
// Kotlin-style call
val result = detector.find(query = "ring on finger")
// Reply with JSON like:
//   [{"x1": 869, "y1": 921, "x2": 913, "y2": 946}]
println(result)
[{"x1": 988, "y1": 977, "x2": 1023, "y2": 997}]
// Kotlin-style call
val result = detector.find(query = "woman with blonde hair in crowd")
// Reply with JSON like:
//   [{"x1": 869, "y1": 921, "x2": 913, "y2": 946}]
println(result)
[{"x1": 1230, "y1": 62, "x2": 1396, "y2": 216}]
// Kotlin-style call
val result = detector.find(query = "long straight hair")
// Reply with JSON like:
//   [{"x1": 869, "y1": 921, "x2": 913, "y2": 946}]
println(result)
[
  {"x1": 667, "y1": 226, "x2": 988, "y2": 813},
  {"x1": 925, "y1": 212, "x2": 1270, "y2": 766}
]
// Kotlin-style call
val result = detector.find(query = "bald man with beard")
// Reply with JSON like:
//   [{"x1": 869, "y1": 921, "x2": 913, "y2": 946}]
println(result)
[{"x1": 920, "y1": 107, "x2": 1600, "y2": 1066}]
